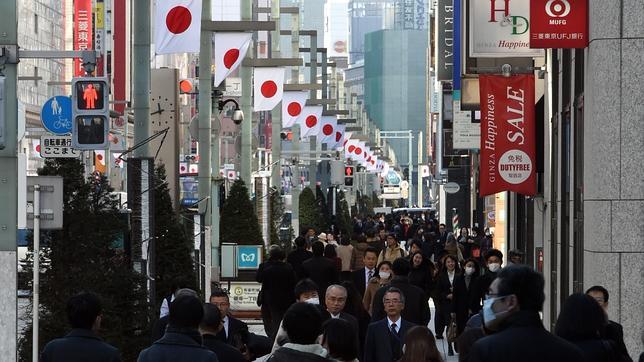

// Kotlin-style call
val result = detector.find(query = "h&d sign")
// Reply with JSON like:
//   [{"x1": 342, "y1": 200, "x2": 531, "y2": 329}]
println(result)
[
  {"x1": 530, "y1": 0, "x2": 588, "y2": 48},
  {"x1": 470, "y1": 0, "x2": 543, "y2": 58},
  {"x1": 479, "y1": 74, "x2": 536, "y2": 196}
]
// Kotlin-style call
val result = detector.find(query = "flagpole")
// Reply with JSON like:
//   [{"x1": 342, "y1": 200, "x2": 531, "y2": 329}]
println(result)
[
  {"x1": 240, "y1": 0, "x2": 253, "y2": 187},
  {"x1": 270, "y1": 0, "x2": 281, "y2": 191},
  {"x1": 198, "y1": 0, "x2": 214, "y2": 298}
]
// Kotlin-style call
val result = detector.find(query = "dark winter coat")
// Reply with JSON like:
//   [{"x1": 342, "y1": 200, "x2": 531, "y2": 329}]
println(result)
[
  {"x1": 468, "y1": 311, "x2": 584, "y2": 362},
  {"x1": 41, "y1": 329, "x2": 121, "y2": 362},
  {"x1": 570, "y1": 338, "x2": 627, "y2": 362},
  {"x1": 301, "y1": 256, "x2": 340, "y2": 299},
  {"x1": 256, "y1": 260, "x2": 297, "y2": 311},
  {"x1": 286, "y1": 248, "x2": 313, "y2": 279},
  {"x1": 370, "y1": 276, "x2": 431, "y2": 326},
  {"x1": 202, "y1": 334, "x2": 246, "y2": 362},
  {"x1": 269, "y1": 345, "x2": 330, "y2": 362},
  {"x1": 452, "y1": 274, "x2": 481, "y2": 333},
  {"x1": 137, "y1": 328, "x2": 218, "y2": 362},
  {"x1": 408, "y1": 261, "x2": 434, "y2": 296}
]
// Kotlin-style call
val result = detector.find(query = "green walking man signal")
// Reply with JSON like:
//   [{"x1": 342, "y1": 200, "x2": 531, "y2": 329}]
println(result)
[{"x1": 71, "y1": 77, "x2": 109, "y2": 150}]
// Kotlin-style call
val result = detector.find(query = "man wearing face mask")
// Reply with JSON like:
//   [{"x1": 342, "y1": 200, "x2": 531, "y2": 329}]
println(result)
[
  {"x1": 468, "y1": 265, "x2": 584, "y2": 362},
  {"x1": 479, "y1": 249, "x2": 503, "y2": 302}
]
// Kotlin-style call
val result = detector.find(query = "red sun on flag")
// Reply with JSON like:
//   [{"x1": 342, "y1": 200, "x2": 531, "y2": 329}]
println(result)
[
  {"x1": 323, "y1": 124, "x2": 333, "y2": 135},
  {"x1": 223, "y1": 48, "x2": 240, "y2": 69},
  {"x1": 287, "y1": 102, "x2": 302, "y2": 117},
  {"x1": 166, "y1": 6, "x2": 192, "y2": 34},
  {"x1": 96, "y1": 153, "x2": 104, "y2": 161},
  {"x1": 36, "y1": 145, "x2": 41, "y2": 153},
  {"x1": 336, "y1": 132, "x2": 342, "y2": 142},
  {"x1": 261, "y1": 80, "x2": 278, "y2": 98},
  {"x1": 306, "y1": 115, "x2": 317, "y2": 128},
  {"x1": 355, "y1": 147, "x2": 362, "y2": 155},
  {"x1": 348, "y1": 145, "x2": 355, "y2": 153}
]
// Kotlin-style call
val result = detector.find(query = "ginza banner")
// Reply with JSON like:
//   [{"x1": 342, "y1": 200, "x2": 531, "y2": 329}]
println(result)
[{"x1": 479, "y1": 75, "x2": 536, "y2": 196}]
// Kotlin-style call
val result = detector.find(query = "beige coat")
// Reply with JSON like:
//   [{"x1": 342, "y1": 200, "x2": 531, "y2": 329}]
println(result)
[
  {"x1": 377, "y1": 245, "x2": 407, "y2": 264},
  {"x1": 362, "y1": 277, "x2": 391, "y2": 314}
]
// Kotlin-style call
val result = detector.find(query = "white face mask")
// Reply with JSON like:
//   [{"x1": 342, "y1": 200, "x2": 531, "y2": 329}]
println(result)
[
  {"x1": 305, "y1": 297, "x2": 320, "y2": 305},
  {"x1": 465, "y1": 267, "x2": 475, "y2": 276},
  {"x1": 483, "y1": 295, "x2": 511, "y2": 330},
  {"x1": 488, "y1": 263, "x2": 501, "y2": 273},
  {"x1": 379, "y1": 271, "x2": 391, "y2": 280}
]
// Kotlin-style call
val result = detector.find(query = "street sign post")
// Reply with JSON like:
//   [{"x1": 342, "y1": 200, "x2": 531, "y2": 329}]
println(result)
[
  {"x1": 41, "y1": 96, "x2": 72, "y2": 135},
  {"x1": 39, "y1": 135, "x2": 81, "y2": 158}
]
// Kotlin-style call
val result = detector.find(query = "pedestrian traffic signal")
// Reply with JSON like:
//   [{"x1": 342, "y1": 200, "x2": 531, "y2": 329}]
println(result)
[
  {"x1": 72, "y1": 77, "x2": 110, "y2": 149},
  {"x1": 344, "y1": 166, "x2": 354, "y2": 187}
]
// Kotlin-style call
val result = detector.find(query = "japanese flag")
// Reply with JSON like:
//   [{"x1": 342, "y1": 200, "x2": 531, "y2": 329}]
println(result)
[
  {"x1": 344, "y1": 139, "x2": 361, "y2": 161},
  {"x1": 155, "y1": 0, "x2": 202, "y2": 54},
  {"x1": 319, "y1": 116, "x2": 337, "y2": 145},
  {"x1": 333, "y1": 124, "x2": 346, "y2": 149},
  {"x1": 297, "y1": 106, "x2": 323, "y2": 138},
  {"x1": 367, "y1": 155, "x2": 378, "y2": 172},
  {"x1": 282, "y1": 91, "x2": 309, "y2": 128},
  {"x1": 95, "y1": 150, "x2": 107, "y2": 174},
  {"x1": 32, "y1": 139, "x2": 43, "y2": 159},
  {"x1": 214, "y1": 32, "x2": 252, "y2": 87},
  {"x1": 253, "y1": 67, "x2": 285, "y2": 111}
]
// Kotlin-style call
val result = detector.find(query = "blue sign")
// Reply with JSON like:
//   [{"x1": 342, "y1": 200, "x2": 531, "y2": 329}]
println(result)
[
  {"x1": 41, "y1": 96, "x2": 72, "y2": 135},
  {"x1": 237, "y1": 246, "x2": 262, "y2": 269}
]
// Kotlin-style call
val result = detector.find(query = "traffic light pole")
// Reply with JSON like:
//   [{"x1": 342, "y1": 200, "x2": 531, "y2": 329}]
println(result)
[{"x1": 0, "y1": 1, "x2": 18, "y2": 357}]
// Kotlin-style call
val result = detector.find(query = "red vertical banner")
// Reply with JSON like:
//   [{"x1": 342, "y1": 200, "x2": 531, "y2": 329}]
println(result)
[
  {"x1": 479, "y1": 75, "x2": 536, "y2": 197},
  {"x1": 74, "y1": 0, "x2": 93, "y2": 76}
]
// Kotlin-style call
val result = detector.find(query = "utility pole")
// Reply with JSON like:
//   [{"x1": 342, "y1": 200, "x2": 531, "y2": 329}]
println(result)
[
  {"x1": 270, "y1": 0, "x2": 281, "y2": 189},
  {"x1": 132, "y1": 0, "x2": 150, "y2": 157},
  {"x1": 0, "y1": 1, "x2": 18, "y2": 357},
  {"x1": 240, "y1": 0, "x2": 253, "y2": 186},
  {"x1": 198, "y1": 0, "x2": 214, "y2": 296}
]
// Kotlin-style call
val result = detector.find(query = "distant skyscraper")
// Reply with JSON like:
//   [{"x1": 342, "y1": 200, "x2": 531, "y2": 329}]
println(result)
[{"x1": 363, "y1": 29, "x2": 427, "y2": 166}]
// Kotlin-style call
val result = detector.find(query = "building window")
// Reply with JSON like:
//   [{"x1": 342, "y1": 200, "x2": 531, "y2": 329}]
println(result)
[{"x1": 34, "y1": 14, "x2": 38, "y2": 34}]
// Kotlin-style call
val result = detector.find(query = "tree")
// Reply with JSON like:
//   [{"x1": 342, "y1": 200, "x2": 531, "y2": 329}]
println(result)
[
  {"x1": 336, "y1": 191, "x2": 353, "y2": 237},
  {"x1": 299, "y1": 187, "x2": 322, "y2": 234},
  {"x1": 18, "y1": 159, "x2": 150, "y2": 362},
  {"x1": 220, "y1": 179, "x2": 262, "y2": 245},
  {"x1": 315, "y1": 186, "x2": 331, "y2": 232},
  {"x1": 153, "y1": 165, "x2": 197, "y2": 307},
  {"x1": 269, "y1": 188, "x2": 292, "y2": 253}
]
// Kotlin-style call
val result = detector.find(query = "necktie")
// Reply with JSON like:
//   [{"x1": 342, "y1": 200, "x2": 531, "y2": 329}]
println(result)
[
  {"x1": 368, "y1": 269, "x2": 373, "y2": 280},
  {"x1": 391, "y1": 323, "x2": 398, "y2": 336}
]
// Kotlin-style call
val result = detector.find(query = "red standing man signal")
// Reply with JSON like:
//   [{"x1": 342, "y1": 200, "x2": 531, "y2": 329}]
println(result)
[{"x1": 82, "y1": 84, "x2": 98, "y2": 109}]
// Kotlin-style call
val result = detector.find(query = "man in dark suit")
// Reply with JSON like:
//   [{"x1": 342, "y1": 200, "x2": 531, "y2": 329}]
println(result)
[
  {"x1": 41, "y1": 292, "x2": 122, "y2": 362},
  {"x1": 586, "y1": 285, "x2": 632, "y2": 361},
  {"x1": 364, "y1": 287, "x2": 415, "y2": 362},
  {"x1": 351, "y1": 247, "x2": 379, "y2": 297},
  {"x1": 325, "y1": 284, "x2": 362, "y2": 355},
  {"x1": 302, "y1": 241, "x2": 339, "y2": 300},
  {"x1": 371, "y1": 258, "x2": 431, "y2": 327},
  {"x1": 209, "y1": 289, "x2": 248, "y2": 345},
  {"x1": 287, "y1": 236, "x2": 313, "y2": 279},
  {"x1": 256, "y1": 245, "x2": 297, "y2": 342},
  {"x1": 200, "y1": 303, "x2": 246, "y2": 362}
]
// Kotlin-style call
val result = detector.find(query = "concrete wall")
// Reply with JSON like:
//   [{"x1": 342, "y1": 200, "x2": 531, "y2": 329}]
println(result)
[{"x1": 584, "y1": 1, "x2": 644, "y2": 358}]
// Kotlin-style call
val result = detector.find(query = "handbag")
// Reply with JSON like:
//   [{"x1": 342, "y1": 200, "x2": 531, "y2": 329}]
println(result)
[
  {"x1": 447, "y1": 313, "x2": 458, "y2": 343},
  {"x1": 256, "y1": 289, "x2": 263, "y2": 307}
]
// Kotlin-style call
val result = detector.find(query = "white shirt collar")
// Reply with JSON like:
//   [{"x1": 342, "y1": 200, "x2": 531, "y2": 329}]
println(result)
[
  {"x1": 387, "y1": 316, "x2": 401, "y2": 330},
  {"x1": 330, "y1": 312, "x2": 341, "y2": 319}
]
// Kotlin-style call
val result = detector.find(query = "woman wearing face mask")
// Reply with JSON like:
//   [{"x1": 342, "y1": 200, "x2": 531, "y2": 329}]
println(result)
[
  {"x1": 362, "y1": 261, "x2": 393, "y2": 315},
  {"x1": 453, "y1": 258, "x2": 483, "y2": 345},
  {"x1": 436, "y1": 254, "x2": 461, "y2": 356}
]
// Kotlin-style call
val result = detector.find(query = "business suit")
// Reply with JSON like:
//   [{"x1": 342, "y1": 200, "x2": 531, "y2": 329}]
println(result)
[
  {"x1": 256, "y1": 260, "x2": 297, "y2": 341},
  {"x1": 214, "y1": 316, "x2": 248, "y2": 345},
  {"x1": 364, "y1": 318, "x2": 415, "y2": 362},
  {"x1": 351, "y1": 266, "x2": 376, "y2": 297},
  {"x1": 371, "y1": 276, "x2": 431, "y2": 327},
  {"x1": 301, "y1": 256, "x2": 339, "y2": 299}
]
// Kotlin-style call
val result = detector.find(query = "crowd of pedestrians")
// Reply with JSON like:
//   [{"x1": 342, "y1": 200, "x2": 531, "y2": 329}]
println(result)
[{"x1": 40, "y1": 212, "x2": 639, "y2": 361}]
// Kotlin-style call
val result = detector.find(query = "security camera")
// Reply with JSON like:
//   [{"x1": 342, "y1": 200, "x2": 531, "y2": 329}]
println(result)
[{"x1": 232, "y1": 109, "x2": 244, "y2": 125}]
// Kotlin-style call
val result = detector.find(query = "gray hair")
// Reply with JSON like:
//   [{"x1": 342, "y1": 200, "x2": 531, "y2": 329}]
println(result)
[
  {"x1": 383, "y1": 287, "x2": 406, "y2": 305},
  {"x1": 326, "y1": 284, "x2": 347, "y2": 297}
]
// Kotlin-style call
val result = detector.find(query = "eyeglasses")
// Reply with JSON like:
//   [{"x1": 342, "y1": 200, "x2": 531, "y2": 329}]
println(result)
[{"x1": 383, "y1": 299, "x2": 401, "y2": 304}]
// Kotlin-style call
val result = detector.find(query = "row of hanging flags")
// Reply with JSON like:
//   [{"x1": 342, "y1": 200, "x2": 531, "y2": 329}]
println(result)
[{"x1": 154, "y1": 0, "x2": 391, "y2": 175}]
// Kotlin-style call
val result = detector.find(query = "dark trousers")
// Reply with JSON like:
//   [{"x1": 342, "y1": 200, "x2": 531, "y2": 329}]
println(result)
[
  {"x1": 261, "y1": 304, "x2": 285, "y2": 343},
  {"x1": 434, "y1": 299, "x2": 446, "y2": 336}
]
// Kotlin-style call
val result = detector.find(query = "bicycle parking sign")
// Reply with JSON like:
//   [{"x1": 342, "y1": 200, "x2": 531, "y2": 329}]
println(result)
[{"x1": 41, "y1": 96, "x2": 73, "y2": 135}]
